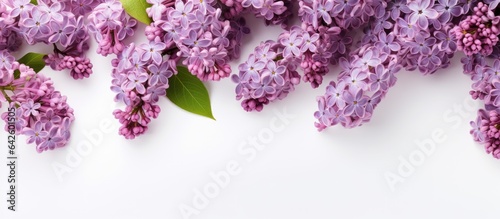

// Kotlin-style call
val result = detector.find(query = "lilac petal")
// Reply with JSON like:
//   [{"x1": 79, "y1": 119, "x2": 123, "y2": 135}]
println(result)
[
  {"x1": 344, "y1": 105, "x2": 355, "y2": 116},
  {"x1": 274, "y1": 75, "x2": 285, "y2": 86},
  {"x1": 423, "y1": 9, "x2": 439, "y2": 19},
  {"x1": 197, "y1": 39, "x2": 211, "y2": 47},
  {"x1": 355, "y1": 106, "x2": 365, "y2": 117},
  {"x1": 253, "y1": 88, "x2": 264, "y2": 98},
  {"x1": 417, "y1": 16, "x2": 428, "y2": 29}
]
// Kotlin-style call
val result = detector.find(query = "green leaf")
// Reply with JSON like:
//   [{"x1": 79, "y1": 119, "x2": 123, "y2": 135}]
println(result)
[
  {"x1": 13, "y1": 70, "x2": 20, "y2": 79},
  {"x1": 17, "y1": 52, "x2": 46, "y2": 73},
  {"x1": 30, "y1": 0, "x2": 37, "y2": 5},
  {"x1": 167, "y1": 66, "x2": 216, "y2": 120},
  {"x1": 120, "y1": 0, "x2": 152, "y2": 25}
]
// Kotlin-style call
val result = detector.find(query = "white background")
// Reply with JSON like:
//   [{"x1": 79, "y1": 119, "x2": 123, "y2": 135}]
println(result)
[{"x1": 1, "y1": 14, "x2": 500, "y2": 219}]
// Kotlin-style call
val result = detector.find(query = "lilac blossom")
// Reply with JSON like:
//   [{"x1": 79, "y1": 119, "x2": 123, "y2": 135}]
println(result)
[{"x1": 408, "y1": 0, "x2": 439, "y2": 29}]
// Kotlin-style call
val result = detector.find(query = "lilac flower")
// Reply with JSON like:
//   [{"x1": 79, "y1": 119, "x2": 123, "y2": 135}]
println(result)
[
  {"x1": 140, "y1": 41, "x2": 166, "y2": 65},
  {"x1": 326, "y1": 81, "x2": 346, "y2": 108},
  {"x1": 38, "y1": 1, "x2": 63, "y2": 22},
  {"x1": 60, "y1": 117, "x2": 72, "y2": 141},
  {"x1": 409, "y1": 34, "x2": 436, "y2": 55},
  {"x1": 40, "y1": 109, "x2": 62, "y2": 129},
  {"x1": 118, "y1": 18, "x2": 137, "y2": 41},
  {"x1": 212, "y1": 25, "x2": 230, "y2": 47},
  {"x1": 343, "y1": 89, "x2": 368, "y2": 118},
  {"x1": 255, "y1": 43, "x2": 276, "y2": 60},
  {"x1": 189, "y1": 10, "x2": 214, "y2": 31},
  {"x1": 251, "y1": 76, "x2": 276, "y2": 98},
  {"x1": 354, "y1": 50, "x2": 380, "y2": 69},
  {"x1": 396, "y1": 18, "x2": 419, "y2": 38},
  {"x1": 332, "y1": 0, "x2": 356, "y2": 14},
  {"x1": 23, "y1": 7, "x2": 51, "y2": 37},
  {"x1": 372, "y1": 13, "x2": 392, "y2": 34},
  {"x1": 435, "y1": 0, "x2": 462, "y2": 23},
  {"x1": 301, "y1": 32, "x2": 319, "y2": 52},
  {"x1": 0, "y1": 50, "x2": 15, "y2": 69},
  {"x1": 21, "y1": 99, "x2": 41, "y2": 117},
  {"x1": 240, "y1": 55, "x2": 266, "y2": 82},
  {"x1": 144, "y1": 86, "x2": 167, "y2": 103},
  {"x1": 48, "y1": 18, "x2": 75, "y2": 46},
  {"x1": 388, "y1": 0, "x2": 411, "y2": 20},
  {"x1": 262, "y1": 61, "x2": 286, "y2": 86},
  {"x1": 181, "y1": 30, "x2": 211, "y2": 48},
  {"x1": 147, "y1": 0, "x2": 167, "y2": 20},
  {"x1": 23, "y1": 121, "x2": 47, "y2": 145},
  {"x1": 368, "y1": 65, "x2": 390, "y2": 92},
  {"x1": 315, "y1": 97, "x2": 333, "y2": 127},
  {"x1": 161, "y1": 22, "x2": 182, "y2": 42},
  {"x1": 8, "y1": 0, "x2": 32, "y2": 18},
  {"x1": 470, "y1": 115, "x2": 486, "y2": 143},
  {"x1": 148, "y1": 63, "x2": 172, "y2": 86},
  {"x1": 346, "y1": 68, "x2": 368, "y2": 89},
  {"x1": 408, "y1": 0, "x2": 439, "y2": 29},
  {"x1": 260, "y1": 0, "x2": 286, "y2": 20},
  {"x1": 489, "y1": 80, "x2": 500, "y2": 107},
  {"x1": 485, "y1": 60, "x2": 500, "y2": 81},
  {"x1": 38, "y1": 127, "x2": 63, "y2": 152},
  {"x1": 434, "y1": 29, "x2": 457, "y2": 52},
  {"x1": 317, "y1": 0, "x2": 334, "y2": 24},
  {"x1": 71, "y1": 0, "x2": 95, "y2": 16},
  {"x1": 419, "y1": 48, "x2": 443, "y2": 67},
  {"x1": 280, "y1": 32, "x2": 303, "y2": 57},
  {"x1": 490, "y1": 0, "x2": 500, "y2": 10},
  {"x1": 111, "y1": 83, "x2": 130, "y2": 105},
  {"x1": 124, "y1": 72, "x2": 148, "y2": 94},
  {"x1": 375, "y1": 32, "x2": 400, "y2": 53},
  {"x1": 242, "y1": 0, "x2": 264, "y2": 8},
  {"x1": 365, "y1": 91, "x2": 382, "y2": 114},
  {"x1": 170, "y1": 0, "x2": 193, "y2": 27}
]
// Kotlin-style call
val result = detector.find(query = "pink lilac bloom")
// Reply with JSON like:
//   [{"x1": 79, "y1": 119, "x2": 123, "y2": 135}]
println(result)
[
  {"x1": 110, "y1": 43, "x2": 171, "y2": 139},
  {"x1": 88, "y1": 0, "x2": 137, "y2": 56},
  {"x1": 143, "y1": 0, "x2": 260, "y2": 81},
  {"x1": 232, "y1": 41, "x2": 300, "y2": 112},
  {"x1": 0, "y1": 60, "x2": 75, "y2": 153},
  {"x1": 453, "y1": 2, "x2": 500, "y2": 56},
  {"x1": 0, "y1": 0, "x2": 101, "y2": 152},
  {"x1": 407, "y1": 0, "x2": 439, "y2": 29},
  {"x1": 1, "y1": 0, "x2": 97, "y2": 79}
]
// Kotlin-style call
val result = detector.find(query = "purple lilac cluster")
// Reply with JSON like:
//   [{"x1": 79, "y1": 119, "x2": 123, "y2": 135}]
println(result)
[
  {"x1": 145, "y1": 0, "x2": 233, "y2": 81},
  {"x1": 314, "y1": 0, "x2": 468, "y2": 130},
  {"x1": 315, "y1": 45, "x2": 399, "y2": 130},
  {"x1": 1, "y1": 0, "x2": 95, "y2": 80},
  {"x1": 297, "y1": 0, "x2": 386, "y2": 86},
  {"x1": 110, "y1": 43, "x2": 171, "y2": 139},
  {"x1": 232, "y1": 40, "x2": 301, "y2": 111},
  {"x1": 453, "y1": 1, "x2": 500, "y2": 56},
  {"x1": 456, "y1": 1, "x2": 500, "y2": 159},
  {"x1": 471, "y1": 109, "x2": 500, "y2": 158},
  {"x1": 0, "y1": 51, "x2": 74, "y2": 153},
  {"x1": 0, "y1": 0, "x2": 101, "y2": 152},
  {"x1": 87, "y1": 0, "x2": 137, "y2": 57}
]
